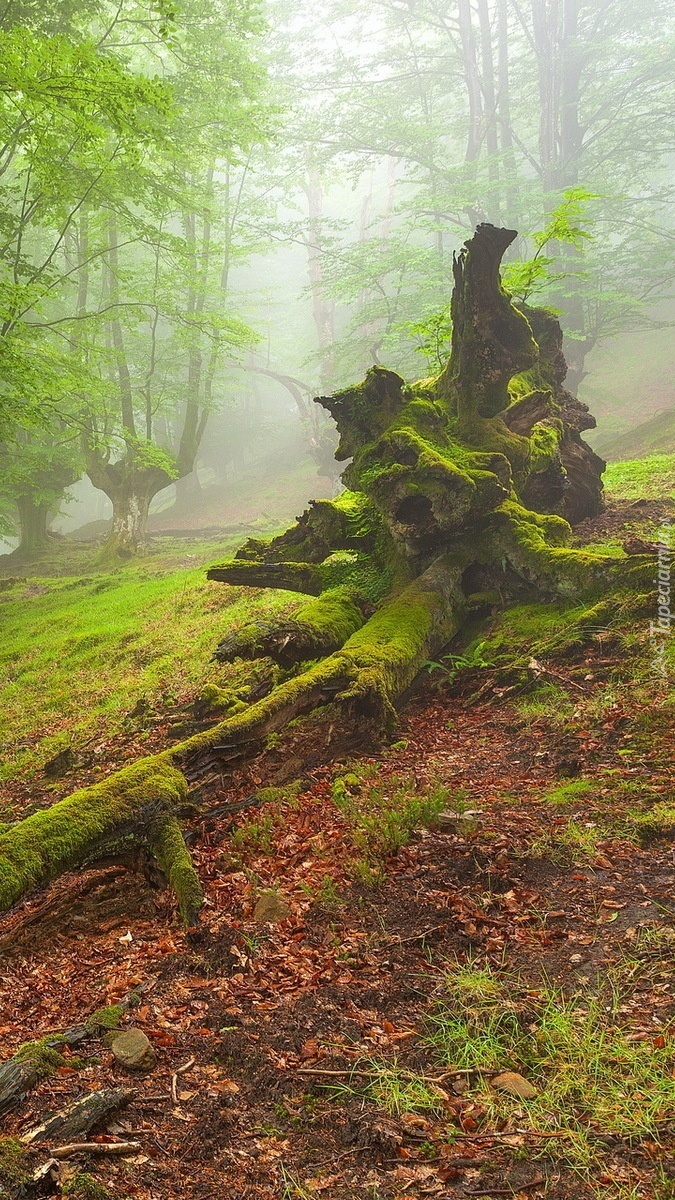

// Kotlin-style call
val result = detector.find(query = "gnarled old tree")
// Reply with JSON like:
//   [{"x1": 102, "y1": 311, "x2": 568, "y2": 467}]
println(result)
[{"x1": 0, "y1": 226, "x2": 651, "y2": 926}]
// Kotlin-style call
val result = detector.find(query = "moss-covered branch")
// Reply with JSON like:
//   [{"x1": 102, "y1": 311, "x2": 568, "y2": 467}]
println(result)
[
  {"x1": 148, "y1": 815, "x2": 203, "y2": 926},
  {"x1": 0, "y1": 760, "x2": 186, "y2": 914},
  {"x1": 206, "y1": 560, "x2": 324, "y2": 594},
  {"x1": 214, "y1": 587, "x2": 368, "y2": 666}
]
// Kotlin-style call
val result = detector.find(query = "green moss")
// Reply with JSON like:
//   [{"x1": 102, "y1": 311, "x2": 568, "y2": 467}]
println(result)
[
  {"x1": 86, "y1": 1003, "x2": 126, "y2": 1031},
  {"x1": 172, "y1": 556, "x2": 464, "y2": 767},
  {"x1": 0, "y1": 1137, "x2": 31, "y2": 1189},
  {"x1": 317, "y1": 556, "x2": 391, "y2": 604},
  {"x1": 331, "y1": 555, "x2": 464, "y2": 725},
  {"x1": 149, "y1": 814, "x2": 203, "y2": 926},
  {"x1": 62, "y1": 1173, "x2": 111, "y2": 1200},
  {"x1": 14, "y1": 1035, "x2": 68, "y2": 1076},
  {"x1": 354, "y1": 423, "x2": 512, "y2": 546},
  {"x1": 322, "y1": 366, "x2": 408, "y2": 461},
  {"x1": 0, "y1": 759, "x2": 186, "y2": 913},
  {"x1": 195, "y1": 683, "x2": 247, "y2": 716},
  {"x1": 631, "y1": 803, "x2": 675, "y2": 840},
  {"x1": 491, "y1": 500, "x2": 633, "y2": 598},
  {"x1": 456, "y1": 414, "x2": 531, "y2": 482},
  {"x1": 527, "y1": 418, "x2": 564, "y2": 473},
  {"x1": 255, "y1": 782, "x2": 302, "y2": 806}
]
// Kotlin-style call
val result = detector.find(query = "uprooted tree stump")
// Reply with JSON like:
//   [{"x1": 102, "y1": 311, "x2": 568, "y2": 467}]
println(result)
[{"x1": 0, "y1": 224, "x2": 653, "y2": 927}]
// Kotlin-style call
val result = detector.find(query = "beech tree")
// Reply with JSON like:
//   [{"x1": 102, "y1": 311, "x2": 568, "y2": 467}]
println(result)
[{"x1": 0, "y1": 0, "x2": 271, "y2": 558}]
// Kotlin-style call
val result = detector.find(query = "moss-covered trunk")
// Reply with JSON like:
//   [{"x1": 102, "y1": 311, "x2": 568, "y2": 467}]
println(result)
[
  {"x1": 14, "y1": 496, "x2": 53, "y2": 558},
  {"x1": 0, "y1": 224, "x2": 650, "y2": 928},
  {"x1": 86, "y1": 455, "x2": 174, "y2": 561}
]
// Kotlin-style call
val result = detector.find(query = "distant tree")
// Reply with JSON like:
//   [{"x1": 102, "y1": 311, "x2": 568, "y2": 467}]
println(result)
[
  {"x1": 263, "y1": 0, "x2": 675, "y2": 391},
  {"x1": 0, "y1": 0, "x2": 272, "y2": 558}
]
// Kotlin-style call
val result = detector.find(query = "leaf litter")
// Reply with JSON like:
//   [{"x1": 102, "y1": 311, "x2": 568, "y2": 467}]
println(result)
[{"x1": 0, "y1": 671, "x2": 673, "y2": 1200}]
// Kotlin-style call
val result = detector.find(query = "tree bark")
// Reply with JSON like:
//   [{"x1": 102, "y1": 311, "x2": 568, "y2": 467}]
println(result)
[
  {"x1": 86, "y1": 458, "x2": 173, "y2": 560},
  {"x1": 21, "y1": 1089, "x2": 134, "y2": 1147},
  {"x1": 13, "y1": 496, "x2": 53, "y2": 557}
]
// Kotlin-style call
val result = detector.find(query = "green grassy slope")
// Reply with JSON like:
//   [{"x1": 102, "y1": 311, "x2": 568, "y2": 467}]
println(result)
[
  {"x1": 0, "y1": 536, "x2": 299, "y2": 786},
  {"x1": 581, "y1": 323, "x2": 675, "y2": 453},
  {"x1": 603, "y1": 454, "x2": 675, "y2": 500},
  {"x1": 596, "y1": 408, "x2": 675, "y2": 462}
]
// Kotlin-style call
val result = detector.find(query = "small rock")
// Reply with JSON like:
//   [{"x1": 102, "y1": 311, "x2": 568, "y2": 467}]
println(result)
[
  {"x1": 491, "y1": 1071, "x2": 537, "y2": 1099},
  {"x1": 435, "y1": 810, "x2": 483, "y2": 834},
  {"x1": 111, "y1": 1029, "x2": 157, "y2": 1072},
  {"x1": 253, "y1": 891, "x2": 291, "y2": 923},
  {"x1": 44, "y1": 747, "x2": 76, "y2": 778}
]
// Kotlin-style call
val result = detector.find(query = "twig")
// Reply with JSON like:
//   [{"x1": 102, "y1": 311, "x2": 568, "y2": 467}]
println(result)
[
  {"x1": 171, "y1": 1056, "x2": 196, "y2": 1104},
  {"x1": 462, "y1": 1179, "x2": 545, "y2": 1197},
  {"x1": 51, "y1": 1142, "x2": 141, "y2": 1159},
  {"x1": 289, "y1": 1066, "x2": 484, "y2": 1083},
  {"x1": 386, "y1": 924, "x2": 448, "y2": 945}
]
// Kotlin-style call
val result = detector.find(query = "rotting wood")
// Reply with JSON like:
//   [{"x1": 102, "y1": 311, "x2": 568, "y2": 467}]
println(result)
[{"x1": 21, "y1": 1088, "x2": 134, "y2": 1147}]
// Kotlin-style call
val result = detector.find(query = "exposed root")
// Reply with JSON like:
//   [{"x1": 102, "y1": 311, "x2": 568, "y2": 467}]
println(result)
[{"x1": 214, "y1": 587, "x2": 368, "y2": 667}]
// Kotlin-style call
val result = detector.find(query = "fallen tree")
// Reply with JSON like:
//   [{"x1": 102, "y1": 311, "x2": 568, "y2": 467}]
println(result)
[{"x1": 0, "y1": 224, "x2": 653, "y2": 926}]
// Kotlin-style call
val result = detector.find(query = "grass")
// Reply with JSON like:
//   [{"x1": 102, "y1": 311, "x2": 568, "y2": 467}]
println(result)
[
  {"x1": 603, "y1": 454, "x2": 675, "y2": 500},
  {"x1": 330, "y1": 767, "x2": 450, "y2": 880},
  {"x1": 515, "y1": 682, "x2": 576, "y2": 727},
  {"x1": 369, "y1": 962, "x2": 675, "y2": 1175},
  {"x1": 231, "y1": 813, "x2": 277, "y2": 854},
  {"x1": 0, "y1": 534, "x2": 299, "y2": 790},
  {"x1": 541, "y1": 779, "x2": 594, "y2": 805},
  {"x1": 529, "y1": 818, "x2": 603, "y2": 863}
]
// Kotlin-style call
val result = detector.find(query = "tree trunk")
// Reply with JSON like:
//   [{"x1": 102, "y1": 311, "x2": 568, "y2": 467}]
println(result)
[
  {"x1": 303, "y1": 162, "x2": 336, "y2": 392},
  {"x1": 0, "y1": 224, "x2": 650, "y2": 930},
  {"x1": 172, "y1": 470, "x2": 203, "y2": 517},
  {"x1": 13, "y1": 496, "x2": 53, "y2": 557},
  {"x1": 86, "y1": 456, "x2": 173, "y2": 561},
  {"x1": 105, "y1": 485, "x2": 153, "y2": 559}
]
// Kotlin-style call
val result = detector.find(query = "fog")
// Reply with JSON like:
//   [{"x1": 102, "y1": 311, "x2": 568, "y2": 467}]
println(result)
[{"x1": 1, "y1": 0, "x2": 674, "y2": 557}]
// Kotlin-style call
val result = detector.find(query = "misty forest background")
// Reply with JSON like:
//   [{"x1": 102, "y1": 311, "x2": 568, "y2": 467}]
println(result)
[
  {"x1": 2, "y1": 6, "x2": 675, "y2": 1197},
  {"x1": 1, "y1": 0, "x2": 674, "y2": 558}
]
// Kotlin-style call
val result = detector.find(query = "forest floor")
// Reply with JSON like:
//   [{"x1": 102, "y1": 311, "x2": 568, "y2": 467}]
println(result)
[{"x1": 0, "y1": 473, "x2": 674, "y2": 1200}]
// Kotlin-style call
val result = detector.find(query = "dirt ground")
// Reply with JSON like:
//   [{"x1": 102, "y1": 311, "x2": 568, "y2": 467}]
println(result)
[{"x1": 1, "y1": 678, "x2": 673, "y2": 1200}]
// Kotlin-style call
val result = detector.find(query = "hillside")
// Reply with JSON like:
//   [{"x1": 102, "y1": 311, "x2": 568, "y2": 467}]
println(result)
[{"x1": 1, "y1": 452, "x2": 673, "y2": 1200}]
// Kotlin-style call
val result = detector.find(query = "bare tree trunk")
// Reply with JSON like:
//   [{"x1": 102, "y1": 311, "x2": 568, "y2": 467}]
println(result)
[
  {"x1": 458, "y1": 0, "x2": 485, "y2": 225},
  {"x1": 496, "y1": 0, "x2": 521, "y2": 224},
  {"x1": 303, "y1": 162, "x2": 336, "y2": 391},
  {"x1": 13, "y1": 496, "x2": 53, "y2": 557},
  {"x1": 477, "y1": 0, "x2": 500, "y2": 220}
]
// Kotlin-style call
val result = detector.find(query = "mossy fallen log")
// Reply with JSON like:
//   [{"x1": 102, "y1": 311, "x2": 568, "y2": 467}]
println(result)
[
  {"x1": 0, "y1": 1039, "x2": 76, "y2": 1120},
  {"x1": 0, "y1": 761, "x2": 194, "y2": 917},
  {"x1": 0, "y1": 1002, "x2": 132, "y2": 1118}
]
